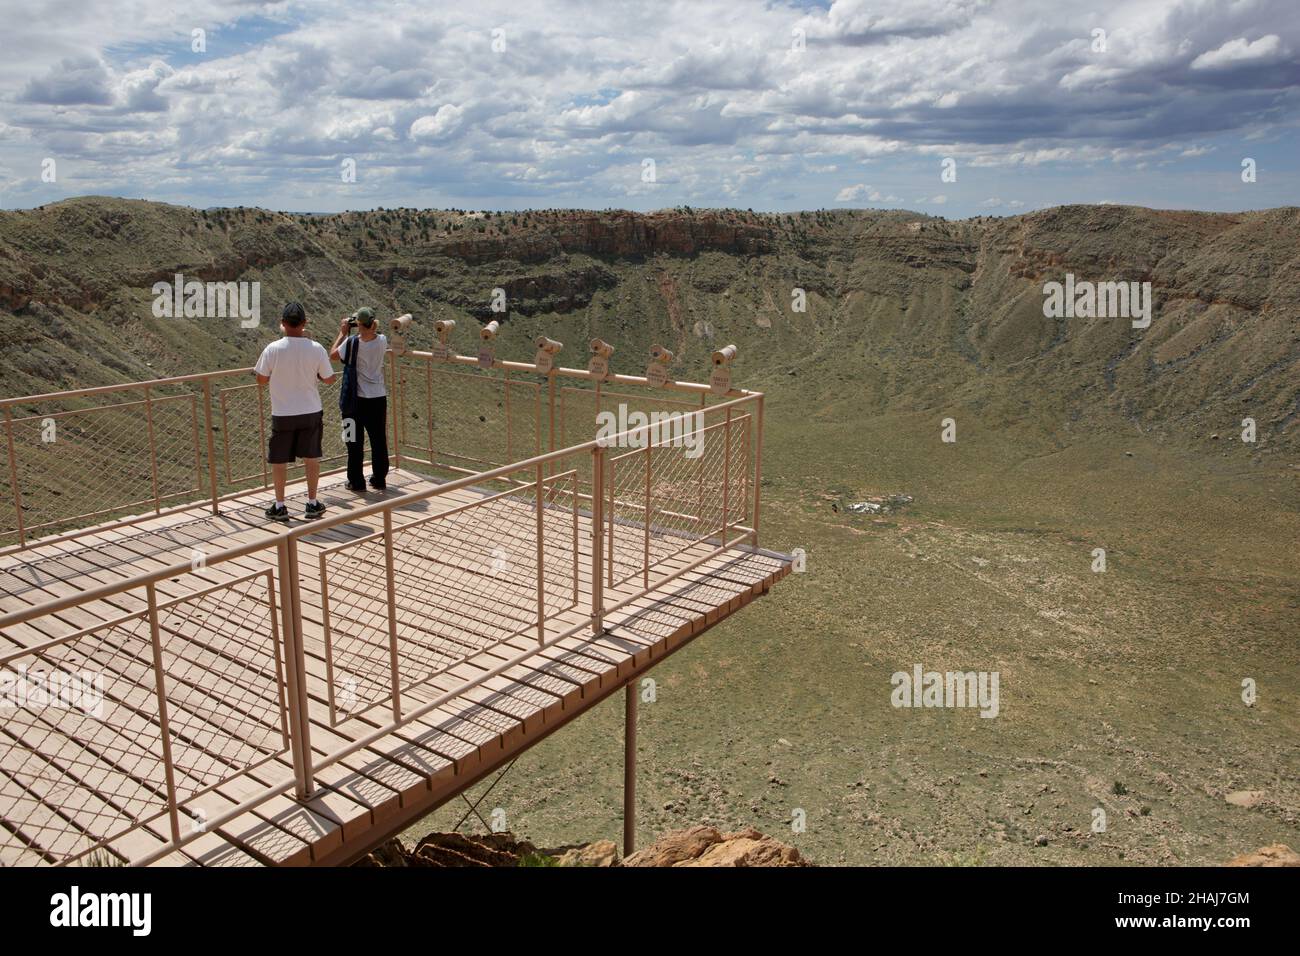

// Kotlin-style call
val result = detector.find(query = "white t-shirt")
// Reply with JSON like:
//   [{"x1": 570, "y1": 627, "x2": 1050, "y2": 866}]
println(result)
[
  {"x1": 340, "y1": 333, "x2": 388, "y2": 399},
  {"x1": 254, "y1": 336, "x2": 335, "y2": 417}
]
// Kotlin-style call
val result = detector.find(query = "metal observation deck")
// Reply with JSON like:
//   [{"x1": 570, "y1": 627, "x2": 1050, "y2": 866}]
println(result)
[{"x1": 0, "y1": 342, "x2": 791, "y2": 866}]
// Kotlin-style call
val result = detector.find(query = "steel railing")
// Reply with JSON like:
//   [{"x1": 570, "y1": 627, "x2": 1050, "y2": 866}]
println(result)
[
  {"x1": 0, "y1": 368, "x2": 357, "y2": 555},
  {"x1": 0, "y1": 346, "x2": 764, "y2": 865}
]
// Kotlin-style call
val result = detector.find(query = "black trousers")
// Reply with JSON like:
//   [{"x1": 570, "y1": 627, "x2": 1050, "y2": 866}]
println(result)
[{"x1": 345, "y1": 396, "x2": 389, "y2": 486}]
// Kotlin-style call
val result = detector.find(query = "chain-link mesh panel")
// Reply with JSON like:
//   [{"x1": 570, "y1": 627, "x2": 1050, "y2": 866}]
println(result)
[
  {"x1": 429, "y1": 366, "x2": 511, "y2": 472},
  {"x1": 1, "y1": 605, "x2": 171, "y2": 865},
  {"x1": 1, "y1": 389, "x2": 205, "y2": 544},
  {"x1": 0, "y1": 569, "x2": 289, "y2": 865},
  {"x1": 216, "y1": 382, "x2": 268, "y2": 489},
  {"x1": 604, "y1": 404, "x2": 755, "y2": 588},
  {"x1": 214, "y1": 378, "x2": 348, "y2": 494},
  {"x1": 506, "y1": 377, "x2": 544, "y2": 462},
  {"x1": 559, "y1": 385, "x2": 601, "y2": 452},
  {"x1": 319, "y1": 466, "x2": 580, "y2": 725},
  {"x1": 152, "y1": 395, "x2": 205, "y2": 505},
  {"x1": 728, "y1": 411, "x2": 752, "y2": 528},
  {"x1": 0, "y1": 416, "x2": 19, "y2": 550},
  {"x1": 154, "y1": 573, "x2": 289, "y2": 799},
  {"x1": 558, "y1": 382, "x2": 703, "y2": 499},
  {"x1": 393, "y1": 357, "x2": 542, "y2": 477},
  {"x1": 395, "y1": 356, "x2": 432, "y2": 462}
]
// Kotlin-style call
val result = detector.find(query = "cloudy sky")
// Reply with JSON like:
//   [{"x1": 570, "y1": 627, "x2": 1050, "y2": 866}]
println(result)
[{"x1": 0, "y1": 0, "x2": 1296, "y2": 215}]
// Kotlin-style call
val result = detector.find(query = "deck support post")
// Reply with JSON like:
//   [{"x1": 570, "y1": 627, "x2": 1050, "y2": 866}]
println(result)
[
  {"x1": 389, "y1": 352, "x2": 401, "y2": 471},
  {"x1": 146, "y1": 582, "x2": 182, "y2": 844},
  {"x1": 535, "y1": 462, "x2": 546, "y2": 646},
  {"x1": 591, "y1": 444, "x2": 605, "y2": 636},
  {"x1": 623, "y1": 680, "x2": 637, "y2": 857},
  {"x1": 201, "y1": 377, "x2": 220, "y2": 515},
  {"x1": 547, "y1": 373, "x2": 557, "y2": 454},
  {"x1": 2, "y1": 407, "x2": 24, "y2": 547},
  {"x1": 278, "y1": 538, "x2": 315, "y2": 799},
  {"x1": 144, "y1": 385, "x2": 161, "y2": 514},
  {"x1": 383, "y1": 508, "x2": 402, "y2": 720},
  {"x1": 752, "y1": 393, "x2": 764, "y2": 547}
]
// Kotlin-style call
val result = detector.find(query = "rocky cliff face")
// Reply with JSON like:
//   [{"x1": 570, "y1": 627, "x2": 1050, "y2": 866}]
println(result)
[
  {"x1": 0, "y1": 196, "x2": 1295, "y2": 453},
  {"x1": 355, "y1": 826, "x2": 810, "y2": 867}
]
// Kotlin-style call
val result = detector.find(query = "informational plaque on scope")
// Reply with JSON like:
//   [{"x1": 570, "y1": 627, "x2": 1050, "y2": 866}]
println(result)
[{"x1": 646, "y1": 361, "x2": 669, "y2": 388}]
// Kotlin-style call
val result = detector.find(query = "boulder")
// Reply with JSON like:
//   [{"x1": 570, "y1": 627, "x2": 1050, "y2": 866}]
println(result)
[
  {"x1": 1225, "y1": 844, "x2": 1300, "y2": 867},
  {"x1": 1224, "y1": 790, "x2": 1267, "y2": 809},
  {"x1": 555, "y1": 840, "x2": 620, "y2": 867},
  {"x1": 623, "y1": 825, "x2": 810, "y2": 867}
]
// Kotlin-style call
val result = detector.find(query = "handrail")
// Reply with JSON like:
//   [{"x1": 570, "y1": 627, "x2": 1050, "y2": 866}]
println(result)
[
  {"x1": 0, "y1": 386, "x2": 758, "y2": 628},
  {"x1": 282, "y1": 391, "x2": 759, "y2": 540},
  {"x1": 0, "y1": 366, "x2": 255, "y2": 409},
  {"x1": 0, "y1": 346, "x2": 767, "y2": 866},
  {"x1": 411, "y1": 349, "x2": 760, "y2": 399}
]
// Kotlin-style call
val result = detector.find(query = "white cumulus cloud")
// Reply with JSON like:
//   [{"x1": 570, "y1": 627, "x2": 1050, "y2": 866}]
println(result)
[{"x1": 410, "y1": 104, "x2": 464, "y2": 140}]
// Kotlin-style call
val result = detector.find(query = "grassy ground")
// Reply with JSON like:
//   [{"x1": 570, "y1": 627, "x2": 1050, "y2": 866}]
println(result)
[
  {"x1": 2, "y1": 197, "x2": 1293, "y2": 865},
  {"x1": 407, "y1": 403, "x2": 1299, "y2": 864}
]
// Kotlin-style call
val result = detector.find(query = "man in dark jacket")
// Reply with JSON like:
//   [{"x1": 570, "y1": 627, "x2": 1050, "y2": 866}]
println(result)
[{"x1": 330, "y1": 307, "x2": 390, "y2": 491}]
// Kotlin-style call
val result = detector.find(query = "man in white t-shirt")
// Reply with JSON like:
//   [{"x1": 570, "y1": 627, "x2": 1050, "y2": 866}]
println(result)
[
  {"x1": 253, "y1": 302, "x2": 337, "y2": 521},
  {"x1": 330, "y1": 306, "x2": 390, "y2": 492}
]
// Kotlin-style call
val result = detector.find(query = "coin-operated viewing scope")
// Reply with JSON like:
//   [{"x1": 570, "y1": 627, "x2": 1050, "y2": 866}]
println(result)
[
  {"x1": 534, "y1": 335, "x2": 563, "y2": 375},
  {"x1": 645, "y1": 344, "x2": 674, "y2": 388},
  {"x1": 434, "y1": 319, "x2": 456, "y2": 341},
  {"x1": 709, "y1": 344, "x2": 738, "y2": 395},
  {"x1": 588, "y1": 337, "x2": 614, "y2": 381},
  {"x1": 481, "y1": 320, "x2": 500, "y2": 341},
  {"x1": 387, "y1": 313, "x2": 414, "y2": 355}
]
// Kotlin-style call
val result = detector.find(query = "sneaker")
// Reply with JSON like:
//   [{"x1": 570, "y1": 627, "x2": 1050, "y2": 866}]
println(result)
[
  {"x1": 369, "y1": 477, "x2": 386, "y2": 490},
  {"x1": 304, "y1": 500, "x2": 328, "y2": 520},
  {"x1": 265, "y1": 503, "x2": 289, "y2": 522}
]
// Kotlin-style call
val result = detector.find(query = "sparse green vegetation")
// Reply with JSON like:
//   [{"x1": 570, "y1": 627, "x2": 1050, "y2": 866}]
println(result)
[{"x1": 0, "y1": 195, "x2": 1295, "y2": 866}]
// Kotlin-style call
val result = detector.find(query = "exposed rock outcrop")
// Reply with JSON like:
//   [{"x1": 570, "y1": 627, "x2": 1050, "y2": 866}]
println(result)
[
  {"x1": 354, "y1": 826, "x2": 810, "y2": 867},
  {"x1": 1225, "y1": 844, "x2": 1300, "y2": 867},
  {"x1": 623, "y1": 825, "x2": 810, "y2": 867}
]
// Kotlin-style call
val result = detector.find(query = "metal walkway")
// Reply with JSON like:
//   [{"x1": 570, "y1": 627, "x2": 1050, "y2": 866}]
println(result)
[{"x1": 0, "y1": 344, "x2": 790, "y2": 865}]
